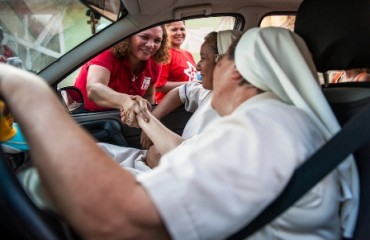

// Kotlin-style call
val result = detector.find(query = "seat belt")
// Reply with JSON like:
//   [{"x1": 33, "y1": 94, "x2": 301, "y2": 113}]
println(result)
[{"x1": 227, "y1": 101, "x2": 370, "y2": 239}]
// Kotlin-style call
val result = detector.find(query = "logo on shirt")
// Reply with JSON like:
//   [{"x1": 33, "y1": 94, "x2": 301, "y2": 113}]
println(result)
[
  {"x1": 184, "y1": 62, "x2": 198, "y2": 81},
  {"x1": 141, "y1": 77, "x2": 151, "y2": 90}
]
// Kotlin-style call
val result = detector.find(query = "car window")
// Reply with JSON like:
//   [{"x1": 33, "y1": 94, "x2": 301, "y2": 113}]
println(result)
[
  {"x1": 260, "y1": 15, "x2": 295, "y2": 31},
  {"x1": 182, "y1": 17, "x2": 235, "y2": 62},
  {"x1": 57, "y1": 16, "x2": 236, "y2": 98},
  {"x1": 0, "y1": 0, "x2": 112, "y2": 74}
]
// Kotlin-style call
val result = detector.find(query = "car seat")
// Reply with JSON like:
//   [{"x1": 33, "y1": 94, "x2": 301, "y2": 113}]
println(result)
[
  {"x1": 227, "y1": 1, "x2": 370, "y2": 239},
  {"x1": 294, "y1": 0, "x2": 370, "y2": 239}
]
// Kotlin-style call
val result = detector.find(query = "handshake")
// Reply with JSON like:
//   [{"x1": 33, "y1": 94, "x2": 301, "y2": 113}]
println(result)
[
  {"x1": 120, "y1": 95, "x2": 152, "y2": 128},
  {"x1": 120, "y1": 94, "x2": 184, "y2": 155}
]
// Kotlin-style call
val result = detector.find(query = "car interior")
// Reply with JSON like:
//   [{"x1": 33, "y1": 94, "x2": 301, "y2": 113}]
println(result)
[
  {"x1": 227, "y1": 1, "x2": 370, "y2": 239},
  {"x1": 295, "y1": 1, "x2": 370, "y2": 239},
  {"x1": 0, "y1": 0, "x2": 369, "y2": 239}
]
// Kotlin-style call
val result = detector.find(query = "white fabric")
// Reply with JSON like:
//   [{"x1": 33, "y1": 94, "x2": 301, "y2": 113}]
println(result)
[
  {"x1": 179, "y1": 81, "x2": 218, "y2": 139},
  {"x1": 138, "y1": 92, "x2": 341, "y2": 240},
  {"x1": 98, "y1": 143, "x2": 150, "y2": 175},
  {"x1": 217, "y1": 30, "x2": 242, "y2": 55},
  {"x1": 18, "y1": 168, "x2": 57, "y2": 212},
  {"x1": 234, "y1": 27, "x2": 359, "y2": 237}
]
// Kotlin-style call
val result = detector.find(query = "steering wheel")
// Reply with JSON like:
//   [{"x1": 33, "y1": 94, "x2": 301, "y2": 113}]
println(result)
[{"x1": 0, "y1": 146, "x2": 81, "y2": 239}]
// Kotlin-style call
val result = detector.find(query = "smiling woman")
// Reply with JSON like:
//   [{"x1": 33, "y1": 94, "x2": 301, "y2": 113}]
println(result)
[
  {"x1": 73, "y1": 26, "x2": 170, "y2": 118},
  {"x1": 154, "y1": 21, "x2": 197, "y2": 103}
]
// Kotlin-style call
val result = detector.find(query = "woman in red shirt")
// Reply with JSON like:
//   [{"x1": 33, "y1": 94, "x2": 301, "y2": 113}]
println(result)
[
  {"x1": 155, "y1": 21, "x2": 197, "y2": 103},
  {"x1": 74, "y1": 26, "x2": 170, "y2": 115}
]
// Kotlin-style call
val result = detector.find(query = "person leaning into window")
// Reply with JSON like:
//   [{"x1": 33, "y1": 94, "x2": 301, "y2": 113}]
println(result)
[
  {"x1": 0, "y1": 27, "x2": 359, "y2": 239},
  {"x1": 74, "y1": 26, "x2": 170, "y2": 118},
  {"x1": 98, "y1": 30, "x2": 242, "y2": 174},
  {"x1": 154, "y1": 21, "x2": 197, "y2": 103}
]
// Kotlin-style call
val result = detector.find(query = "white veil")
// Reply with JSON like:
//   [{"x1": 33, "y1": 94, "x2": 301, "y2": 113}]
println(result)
[{"x1": 234, "y1": 27, "x2": 359, "y2": 238}]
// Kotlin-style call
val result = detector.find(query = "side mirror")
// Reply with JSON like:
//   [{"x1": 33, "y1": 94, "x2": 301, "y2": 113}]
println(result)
[
  {"x1": 80, "y1": 0, "x2": 123, "y2": 22},
  {"x1": 57, "y1": 86, "x2": 84, "y2": 114}
]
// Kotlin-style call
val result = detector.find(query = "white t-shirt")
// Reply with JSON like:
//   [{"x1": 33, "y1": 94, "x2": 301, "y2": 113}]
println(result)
[
  {"x1": 179, "y1": 82, "x2": 219, "y2": 139},
  {"x1": 137, "y1": 92, "x2": 341, "y2": 240}
]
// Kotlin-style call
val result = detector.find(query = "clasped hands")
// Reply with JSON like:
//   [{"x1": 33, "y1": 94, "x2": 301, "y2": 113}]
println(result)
[
  {"x1": 120, "y1": 95, "x2": 151, "y2": 128},
  {"x1": 121, "y1": 95, "x2": 154, "y2": 149},
  {"x1": 120, "y1": 96, "x2": 161, "y2": 166}
]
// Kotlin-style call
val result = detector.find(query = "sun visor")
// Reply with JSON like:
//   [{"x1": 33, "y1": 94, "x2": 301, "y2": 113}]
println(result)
[{"x1": 123, "y1": 0, "x2": 174, "y2": 16}]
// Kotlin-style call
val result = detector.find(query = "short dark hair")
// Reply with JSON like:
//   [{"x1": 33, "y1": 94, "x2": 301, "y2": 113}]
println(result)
[
  {"x1": 203, "y1": 31, "x2": 218, "y2": 55},
  {"x1": 165, "y1": 20, "x2": 185, "y2": 28}
]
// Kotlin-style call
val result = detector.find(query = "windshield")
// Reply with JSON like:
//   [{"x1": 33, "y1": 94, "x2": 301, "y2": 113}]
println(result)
[{"x1": 0, "y1": 0, "x2": 112, "y2": 73}]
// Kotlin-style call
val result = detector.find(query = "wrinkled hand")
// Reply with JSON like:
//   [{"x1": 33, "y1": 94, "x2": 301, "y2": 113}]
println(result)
[
  {"x1": 145, "y1": 145, "x2": 161, "y2": 168},
  {"x1": 121, "y1": 95, "x2": 151, "y2": 128},
  {"x1": 140, "y1": 130, "x2": 153, "y2": 149}
]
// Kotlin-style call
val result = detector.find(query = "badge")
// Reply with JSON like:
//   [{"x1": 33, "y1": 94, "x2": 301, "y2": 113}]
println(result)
[{"x1": 141, "y1": 77, "x2": 151, "y2": 90}]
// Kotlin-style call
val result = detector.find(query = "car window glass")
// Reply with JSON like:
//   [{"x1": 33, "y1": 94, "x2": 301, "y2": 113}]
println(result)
[
  {"x1": 57, "y1": 16, "x2": 236, "y2": 108},
  {"x1": 0, "y1": 0, "x2": 112, "y2": 74},
  {"x1": 183, "y1": 17, "x2": 235, "y2": 62}
]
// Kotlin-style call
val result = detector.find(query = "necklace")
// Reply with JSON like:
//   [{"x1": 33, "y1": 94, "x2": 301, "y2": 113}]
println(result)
[
  {"x1": 132, "y1": 71, "x2": 144, "y2": 82},
  {"x1": 131, "y1": 74, "x2": 137, "y2": 82},
  {"x1": 131, "y1": 61, "x2": 144, "y2": 82}
]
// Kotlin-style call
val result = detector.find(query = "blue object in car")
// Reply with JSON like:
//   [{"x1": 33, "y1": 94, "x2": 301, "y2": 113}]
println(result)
[{"x1": 1, "y1": 123, "x2": 29, "y2": 152}]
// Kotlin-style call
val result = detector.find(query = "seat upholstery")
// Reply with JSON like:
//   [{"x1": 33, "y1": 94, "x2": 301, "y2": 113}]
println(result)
[
  {"x1": 295, "y1": 0, "x2": 370, "y2": 239},
  {"x1": 294, "y1": 0, "x2": 370, "y2": 72},
  {"x1": 323, "y1": 84, "x2": 370, "y2": 240}
]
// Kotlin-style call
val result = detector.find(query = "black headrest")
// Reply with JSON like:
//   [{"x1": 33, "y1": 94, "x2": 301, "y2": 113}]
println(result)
[{"x1": 294, "y1": 0, "x2": 370, "y2": 72}]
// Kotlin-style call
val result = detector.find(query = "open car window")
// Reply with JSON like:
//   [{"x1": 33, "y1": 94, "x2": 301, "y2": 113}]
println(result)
[
  {"x1": 57, "y1": 16, "x2": 237, "y2": 99},
  {"x1": 260, "y1": 15, "x2": 295, "y2": 31},
  {"x1": 0, "y1": 0, "x2": 112, "y2": 74}
]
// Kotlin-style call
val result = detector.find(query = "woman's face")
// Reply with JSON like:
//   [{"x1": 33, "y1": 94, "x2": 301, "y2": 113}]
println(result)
[
  {"x1": 166, "y1": 21, "x2": 186, "y2": 49},
  {"x1": 197, "y1": 41, "x2": 217, "y2": 90},
  {"x1": 130, "y1": 26, "x2": 163, "y2": 62}
]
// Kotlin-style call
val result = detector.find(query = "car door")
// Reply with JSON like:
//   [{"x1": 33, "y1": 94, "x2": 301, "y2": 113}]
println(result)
[{"x1": 69, "y1": 105, "x2": 192, "y2": 148}]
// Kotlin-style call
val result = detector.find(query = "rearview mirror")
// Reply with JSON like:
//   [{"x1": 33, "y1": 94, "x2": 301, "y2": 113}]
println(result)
[
  {"x1": 58, "y1": 86, "x2": 85, "y2": 114},
  {"x1": 80, "y1": 0, "x2": 123, "y2": 22}
]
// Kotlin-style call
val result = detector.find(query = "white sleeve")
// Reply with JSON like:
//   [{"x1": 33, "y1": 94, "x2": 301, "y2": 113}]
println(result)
[
  {"x1": 137, "y1": 99, "x2": 326, "y2": 240},
  {"x1": 178, "y1": 82, "x2": 211, "y2": 113}
]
